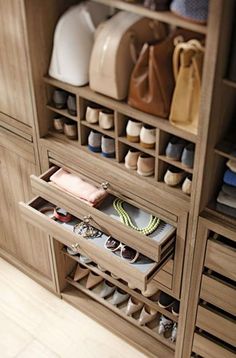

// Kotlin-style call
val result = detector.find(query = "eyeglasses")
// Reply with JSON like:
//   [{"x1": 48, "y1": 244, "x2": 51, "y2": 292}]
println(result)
[{"x1": 104, "y1": 237, "x2": 139, "y2": 264}]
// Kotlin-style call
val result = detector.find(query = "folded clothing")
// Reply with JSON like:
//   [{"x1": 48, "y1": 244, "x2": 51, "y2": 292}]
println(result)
[
  {"x1": 217, "y1": 190, "x2": 236, "y2": 209},
  {"x1": 50, "y1": 168, "x2": 108, "y2": 206},
  {"x1": 222, "y1": 184, "x2": 236, "y2": 199},
  {"x1": 223, "y1": 169, "x2": 236, "y2": 187}
]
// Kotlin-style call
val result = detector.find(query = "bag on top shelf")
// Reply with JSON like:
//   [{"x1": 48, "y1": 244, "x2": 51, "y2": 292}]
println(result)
[
  {"x1": 89, "y1": 11, "x2": 167, "y2": 100},
  {"x1": 49, "y1": 1, "x2": 110, "y2": 86}
]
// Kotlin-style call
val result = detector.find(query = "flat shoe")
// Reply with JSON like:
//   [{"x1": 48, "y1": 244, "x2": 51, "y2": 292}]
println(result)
[
  {"x1": 73, "y1": 264, "x2": 89, "y2": 282},
  {"x1": 125, "y1": 297, "x2": 143, "y2": 316},
  {"x1": 164, "y1": 166, "x2": 185, "y2": 186},
  {"x1": 165, "y1": 136, "x2": 186, "y2": 161},
  {"x1": 138, "y1": 306, "x2": 157, "y2": 326},
  {"x1": 158, "y1": 292, "x2": 175, "y2": 308},
  {"x1": 124, "y1": 149, "x2": 140, "y2": 170},
  {"x1": 110, "y1": 288, "x2": 129, "y2": 306},
  {"x1": 99, "y1": 280, "x2": 116, "y2": 298},
  {"x1": 86, "y1": 271, "x2": 104, "y2": 289}
]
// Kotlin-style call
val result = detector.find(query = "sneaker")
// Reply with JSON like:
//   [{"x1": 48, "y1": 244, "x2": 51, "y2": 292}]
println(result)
[
  {"x1": 140, "y1": 124, "x2": 156, "y2": 149},
  {"x1": 99, "y1": 109, "x2": 114, "y2": 130},
  {"x1": 137, "y1": 154, "x2": 155, "y2": 177},
  {"x1": 126, "y1": 119, "x2": 142, "y2": 143},
  {"x1": 181, "y1": 143, "x2": 195, "y2": 168},
  {"x1": 88, "y1": 130, "x2": 102, "y2": 152},
  {"x1": 67, "y1": 94, "x2": 77, "y2": 116},
  {"x1": 170, "y1": 323, "x2": 177, "y2": 342},
  {"x1": 164, "y1": 166, "x2": 185, "y2": 186},
  {"x1": 158, "y1": 292, "x2": 175, "y2": 308},
  {"x1": 165, "y1": 137, "x2": 186, "y2": 161},
  {"x1": 158, "y1": 315, "x2": 173, "y2": 335},
  {"x1": 125, "y1": 149, "x2": 141, "y2": 170},
  {"x1": 101, "y1": 135, "x2": 115, "y2": 158},
  {"x1": 86, "y1": 104, "x2": 101, "y2": 124}
]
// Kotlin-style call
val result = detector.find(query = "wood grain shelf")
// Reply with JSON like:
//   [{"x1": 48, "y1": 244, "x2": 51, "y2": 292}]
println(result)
[
  {"x1": 205, "y1": 202, "x2": 236, "y2": 229},
  {"x1": 66, "y1": 276, "x2": 176, "y2": 349},
  {"x1": 80, "y1": 120, "x2": 116, "y2": 138},
  {"x1": 223, "y1": 79, "x2": 236, "y2": 89},
  {"x1": 46, "y1": 104, "x2": 79, "y2": 122},
  {"x1": 44, "y1": 76, "x2": 198, "y2": 143},
  {"x1": 90, "y1": 0, "x2": 207, "y2": 34},
  {"x1": 158, "y1": 155, "x2": 194, "y2": 174},
  {"x1": 215, "y1": 141, "x2": 236, "y2": 160},
  {"x1": 62, "y1": 248, "x2": 178, "y2": 322},
  {"x1": 119, "y1": 136, "x2": 156, "y2": 156}
]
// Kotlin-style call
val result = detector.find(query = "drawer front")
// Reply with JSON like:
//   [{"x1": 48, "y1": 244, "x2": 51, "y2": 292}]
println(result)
[
  {"x1": 19, "y1": 197, "x2": 173, "y2": 291},
  {"x1": 200, "y1": 274, "x2": 236, "y2": 316},
  {"x1": 196, "y1": 305, "x2": 236, "y2": 347},
  {"x1": 193, "y1": 333, "x2": 236, "y2": 358},
  {"x1": 205, "y1": 238, "x2": 236, "y2": 281},
  {"x1": 30, "y1": 166, "x2": 176, "y2": 262}
]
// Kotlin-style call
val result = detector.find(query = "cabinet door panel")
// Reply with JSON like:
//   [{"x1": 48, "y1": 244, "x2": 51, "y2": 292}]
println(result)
[
  {"x1": 0, "y1": 141, "x2": 52, "y2": 280},
  {"x1": 0, "y1": 0, "x2": 33, "y2": 126}
]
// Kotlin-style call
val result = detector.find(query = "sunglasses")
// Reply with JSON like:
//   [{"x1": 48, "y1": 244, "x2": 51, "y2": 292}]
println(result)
[{"x1": 104, "y1": 237, "x2": 139, "y2": 264}]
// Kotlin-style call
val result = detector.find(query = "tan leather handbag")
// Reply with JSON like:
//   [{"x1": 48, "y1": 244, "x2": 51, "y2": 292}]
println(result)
[
  {"x1": 128, "y1": 30, "x2": 197, "y2": 118},
  {"x1": 169, "y1": 40, "x2": 204, "y2": 134}
]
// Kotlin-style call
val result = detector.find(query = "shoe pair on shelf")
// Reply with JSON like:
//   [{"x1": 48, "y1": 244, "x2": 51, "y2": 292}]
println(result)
[
  {"x1": 165, "y1": 136, "x2": 195, "y2": 169},
  {"x1": 158, "y1": 291, "x2": 180, "y2": 316},
  {"x1": 86, "y1": 104, "x2": 114, "y2": 130},
  {"x1": 159, "y1": 315, "x2": 177, "y2": 342},
  {"x1": 164, "y1": 166, "x2": 192, "y2": 195},
  {"x1": 73, "y1": 264, "x2": 104, "y2": 289},
  {"x1": 53, "y1": 116, "x2": 77, "y2": 139},
  {"x1": 126, "y1": 120, "x2": 156, "y2": 149},
  {"x1": 88, "y1": 130, "x2": 115, "y2": 158},
  {"x1": 52, "y1": 89, "x2": 77, "y2": 116},
  {"x1": 125, "y1": 297, "x2": 158, "y2": 326},
  {"x1": 125, "y1": 149, "x2": 155, "y2": 177},
  {"x1": 99, "y1": 282, "x2": 130, "y2": 305}
]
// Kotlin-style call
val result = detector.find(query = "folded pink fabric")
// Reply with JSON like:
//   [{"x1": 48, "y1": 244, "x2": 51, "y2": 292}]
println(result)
[{"x1": 49, "y1": 168, "x2": 108, "y2": 206}]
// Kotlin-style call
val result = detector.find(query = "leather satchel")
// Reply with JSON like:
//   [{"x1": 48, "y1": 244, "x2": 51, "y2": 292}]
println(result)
[
  {"x1": 128, "y1": 30, "x2": 197, "y2": 118},
  {"x1": 169, "y1": 39, "x2": 204, "y2": 135}
]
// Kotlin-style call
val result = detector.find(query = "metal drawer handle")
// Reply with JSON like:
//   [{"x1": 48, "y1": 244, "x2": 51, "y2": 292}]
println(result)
[{"x1": 101, "y1": 181, "x2": 109, "y2": 190}]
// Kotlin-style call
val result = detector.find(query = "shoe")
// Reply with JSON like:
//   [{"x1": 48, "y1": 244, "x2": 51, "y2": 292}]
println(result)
[
  {"x1": 138, "y1": 306, "x2": 157, "y2": 326},
  {"x1": 158, "y1": 315, "x2": 173, "y2": 335},
  {"x1": 182, "y1": 175, "x2": 192, "y2": 195},
  {"x1": 52, "y1": 89, "x2": 68, "y2": 109},
  {"x1": 158, "y1": 292, "x2": 175, "y2": 308},
  {"x1": 223, "y1": 169, "x2": 236, "y2": 187},
  {"x1": 73, "y1": 264, "x2": 89, "y2": 282},
  {"x1": 67, "y1": 94, "x2": 77, "y2": 116},
  {"x1": 110, "y1": 288, "x2": 129, "y2": 306},
  {"x1": 63, "y1": 119, "x2": 77, "y2": 139},
  {"x1": 99, "y1": 280, "x2": 116, "y2": 298},
  {"x1": 66, "y1": 246, "x2": 79, "y2": 256},
  {"x1": 222, "y1": 183, "x2": 236, "y2": 199},
  {"x1": 126, "y1": 119, "x2": 142, "y2": 143},
  {"x1": 124, "y1": 149, "x2": 141, "y2": 170},
  {"x1": 172, "y1": 300, "x2": 180, "y2": 316},
  {"x1": 226, "y1": 159, "x2": 236, "y2": 173},
  {"x1": 53, "y1": 116, "x2": 64, "y2": 133},
  {"x1": 86, "y1": 271, "x2": 104, "y2": 289},
  {"x1": 101, "y1": 135, "x2": 115, "y2": 158},
  {"x1": 170, "y1": 0, "x2": 209, "y2": 24},
  {"x1": 137, "y1": 154, "x2": 155, "y2": 177},
  {"x1": 165, "y1": 137, "x2": 186, "y2": 161},
  {"x1": 88, "y1": 130, "x2": 102, "y2": 152},
  {"x1": 140, "y1": 125, "x2": 156, "y2": 149},
  {"x1": 86, "y1": 104, "x2": 101, "y2": 124},
  {"x1": 181, "y1": 143, "x2": 195, "y2": 168},
  {"x1": 141, "y1": 281, "x2": 159, "y2": 297},
  {"x1": 217, "y1": 190, "x2": 236, "y2": 209},
  {"x1": 170, "y1": 323, "x2": 177, "y2": 342},
  {"x1": 125, "y1": 297, "x2": 144, "y2": 316},
  {"x1": 80, "y1": 254, "x2": 93, "y2": 264},
  {"x1": 99, "y1": 109, "x2": 114, "y2": 130},
  {"x1": 164, "y1": 166, "x2": 185, "y2": 186}
]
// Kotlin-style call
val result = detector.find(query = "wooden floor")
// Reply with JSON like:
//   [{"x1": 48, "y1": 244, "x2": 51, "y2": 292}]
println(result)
[{"x1": 0, "y1": 258, "x2": 147, "y2": 358}]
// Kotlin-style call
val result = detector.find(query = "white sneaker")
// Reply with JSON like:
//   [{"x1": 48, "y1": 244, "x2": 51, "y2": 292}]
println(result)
[
  {"x1": 170, "y1": 323, "x2": 177, "y2": 342},
  {"x1": 126, "y1": 119, "x2": 142, "y2": 143},
  {"x1": 158, "y1": 315, "x2": 173, "y2": 335},
  {"x1": 140, "y1": 124, "x2": 156, "y2": 149}
]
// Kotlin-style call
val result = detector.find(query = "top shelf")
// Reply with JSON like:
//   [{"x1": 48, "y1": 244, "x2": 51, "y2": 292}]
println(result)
[
  {"x1": 44, "y1": 76, "x2": 197, "y2": 143},
  {"x1": 91, "y1": 0, "x2": 207, "y2": 35}
]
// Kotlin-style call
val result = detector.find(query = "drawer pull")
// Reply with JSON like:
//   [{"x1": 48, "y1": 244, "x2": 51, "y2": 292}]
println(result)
[{"x1": 101, "y1": 181, "x2": 109, "y2": 190}]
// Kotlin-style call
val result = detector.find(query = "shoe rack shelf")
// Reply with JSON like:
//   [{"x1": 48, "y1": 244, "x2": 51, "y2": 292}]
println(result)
[
  {"x1": 90, "y1": 0, "x2": 207, "y2": 35},
  {"x1": 43, "y1": 76, "x2": 195, "y2": 203}
]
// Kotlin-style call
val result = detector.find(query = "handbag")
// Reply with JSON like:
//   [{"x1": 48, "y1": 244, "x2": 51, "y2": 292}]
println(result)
[
  {"x1": 89, "y1": 11, "x2": 167, "y2": 100},
  {"x1": 128, "y1": 29, "x2": 196, "y2": 118},
  {"x1": 169, "y1": 39, "x2": 204, "y2": 135}
]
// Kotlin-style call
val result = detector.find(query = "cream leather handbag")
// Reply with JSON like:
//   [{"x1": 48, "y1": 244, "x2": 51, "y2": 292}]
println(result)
[
  {"x1": 89, "y1": 11, "x2": 166, "y2": 100},
  {"x1": 169, "y1": 40, "x2": 204, "y2": 135}
]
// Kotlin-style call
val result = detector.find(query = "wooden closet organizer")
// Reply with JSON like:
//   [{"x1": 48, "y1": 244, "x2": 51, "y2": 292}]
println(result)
[{"x1": 1, "y1": 0, "x2": 234, "y2": 357}]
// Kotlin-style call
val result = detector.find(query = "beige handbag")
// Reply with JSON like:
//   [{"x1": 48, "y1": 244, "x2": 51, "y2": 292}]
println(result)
[
  {"x1": 169, "y1": 40, "x2": 204, "y2": 135},
  {"x1": 89, "y1": 11, "x2": 166, "y2": 100}
]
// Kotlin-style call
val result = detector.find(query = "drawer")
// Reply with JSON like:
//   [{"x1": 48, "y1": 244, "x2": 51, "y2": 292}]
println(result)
[
  {"x1": 205, "y1": 235, "x2": 236, "y2": 281},
  {"x1": 30, "y1": 166, "x2": 176, "y2": 262},
  {"x1": 19, "y1": 197, "x2": 173, "y2": 291},
  {"x1": 200, "y1": 273, "x2": 236, "y2": 316},
  {"x1": 196, "y1": 305, "x2": 236, "y2": 347},
  {"x1": 193, "y1": 333, "x2": 236, "y2": 358}
]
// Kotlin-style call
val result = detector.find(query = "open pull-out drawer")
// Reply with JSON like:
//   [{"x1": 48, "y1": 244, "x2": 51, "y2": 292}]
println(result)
[
  {"x1": 29, "y1": 166, "x2": 176, "y2": 262},
  {"x1": 19, "y1": 197, "x2": 174, "y2": 291}
]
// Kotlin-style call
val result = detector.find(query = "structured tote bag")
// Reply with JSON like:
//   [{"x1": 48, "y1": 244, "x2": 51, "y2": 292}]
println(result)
[
  {"x1": 128, "y1": 30, "x2": 197, "y2": 118},
  {"x1": 169, "y1": 40, "x2": 204, "y2": 135}
]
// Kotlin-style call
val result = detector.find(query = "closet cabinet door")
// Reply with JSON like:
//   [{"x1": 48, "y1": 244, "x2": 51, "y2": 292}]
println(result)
[
  {"x1": 0, "y1": 127, "x2": 54, "y2": 288},
  {"x1": 0, "y1": 0, "x2": 34, "y2": 127}
]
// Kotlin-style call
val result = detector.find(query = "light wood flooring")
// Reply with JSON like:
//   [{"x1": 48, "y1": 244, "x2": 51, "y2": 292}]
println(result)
[{"x1": 0, "y1": 258, "x2": 147, "y2": 358}]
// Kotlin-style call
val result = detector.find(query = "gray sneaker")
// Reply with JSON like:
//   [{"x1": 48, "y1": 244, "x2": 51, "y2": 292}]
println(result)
[
  {"x1": 88, "y1": 130, "x2": 102, "y2": 153},
  {"x1": 67, "y1": 94, "x2": 77, "y2": 116},
  {"x1": 101, "y1": 135, "x2": 115, "y2": 158},
  {"x1": 52, "y1": 89, "x2": 68, "y2": 109},
  {"x1": 165, "y1": 137, "x2": 186, "y2": 161},
  {"x1": 181, "y1": 143, "x2": 195, "y2": 168}
]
